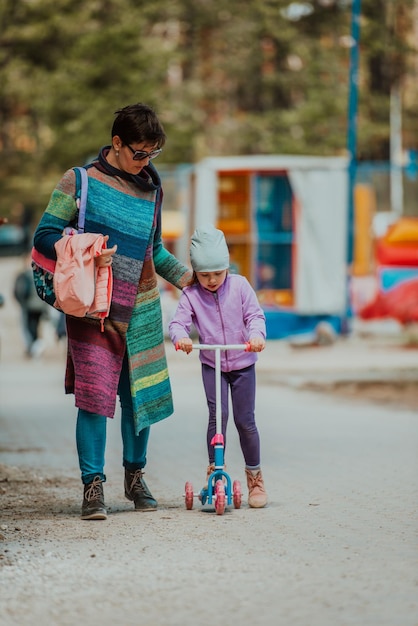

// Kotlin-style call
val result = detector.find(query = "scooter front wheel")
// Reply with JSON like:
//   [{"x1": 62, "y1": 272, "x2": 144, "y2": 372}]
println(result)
[{"x1": 215, "y1": 479, "x2": 226, "y2": 515}]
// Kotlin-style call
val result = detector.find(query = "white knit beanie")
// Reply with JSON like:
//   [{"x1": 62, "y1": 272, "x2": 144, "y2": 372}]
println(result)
[{"x1": 190, "y1": 223, "x2": 230, "y2": 272}]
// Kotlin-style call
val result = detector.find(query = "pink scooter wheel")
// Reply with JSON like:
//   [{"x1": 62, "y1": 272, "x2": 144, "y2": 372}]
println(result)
[
  {"x1": 184, "y1": 481, "x2": 194, "y2": 510},
  {"x1": 215, "y1": 480, "x2": 226, "y2": 515},
  {"x1": 233, "y1": 480, "x2": 242, "y2": 509}
]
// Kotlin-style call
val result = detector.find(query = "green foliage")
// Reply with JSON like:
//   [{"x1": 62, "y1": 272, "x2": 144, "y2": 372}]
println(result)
[{"x1": 0, "y1": 0, "x2": 417, "y2": 217}]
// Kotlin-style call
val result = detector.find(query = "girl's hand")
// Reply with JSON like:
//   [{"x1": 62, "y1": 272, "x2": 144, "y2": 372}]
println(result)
[
  {"x1": 176, "y1": 338, "x2": 193, "y2": 354},
  {"x1": 248, "y1": 337, "x2": 265, "y2": 352},
  {"x1": 96, "y1": 235, "x2": 117, "y2": 267}
]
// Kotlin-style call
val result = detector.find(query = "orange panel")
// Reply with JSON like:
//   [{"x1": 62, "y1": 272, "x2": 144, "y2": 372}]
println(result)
[
  {"x1": 227, "y1": 242, "x2": 251, "y2": 281},
  {"x1": 353, "y1": 184, "x2": 376, "y2": 276}
]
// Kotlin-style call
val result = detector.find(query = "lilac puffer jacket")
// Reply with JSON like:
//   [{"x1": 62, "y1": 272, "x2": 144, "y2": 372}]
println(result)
[{"x1": 169, "y1": 274, "x2": 266, "y2": 372}]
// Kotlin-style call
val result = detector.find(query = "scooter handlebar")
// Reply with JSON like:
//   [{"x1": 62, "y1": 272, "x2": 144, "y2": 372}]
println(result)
[{"x1": 175, "y1": 342, "x2": 251, "y2": 352}]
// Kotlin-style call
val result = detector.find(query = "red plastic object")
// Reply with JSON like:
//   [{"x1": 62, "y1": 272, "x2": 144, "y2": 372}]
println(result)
[
  {"x1": 375, "y1": 239, "x2": 418, "y2": 267},
  {"x1": 184, "y1": 481, "x2": 194, "y2": 510},
  {"x1": 233, "y1": 480, "x2": 242, "y2": 509},
  {"x1": 214, "y1": 480, "x2": 226, "y2": 515},
  {"x1": 359, "y1": 277, "x2": 418, "y2": 324}
]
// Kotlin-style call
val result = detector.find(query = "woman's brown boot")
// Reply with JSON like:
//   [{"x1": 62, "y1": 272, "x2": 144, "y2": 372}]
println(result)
[
  {"x1": 124, "y1": 468, "x2": 157, "y2": 511},
  {"x1": 81, "y1": 476, "x2": 107, "y2": 520}
]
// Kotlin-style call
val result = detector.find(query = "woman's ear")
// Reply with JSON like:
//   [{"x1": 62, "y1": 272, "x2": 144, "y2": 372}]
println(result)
[{"x1": 112, "y1": 135, "x2": 122, "y2": 151}]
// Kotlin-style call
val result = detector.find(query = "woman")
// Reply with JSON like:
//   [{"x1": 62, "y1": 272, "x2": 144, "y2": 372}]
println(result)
[{"x1": 33, "y1": 103, "x2": 191, "y2": 520}]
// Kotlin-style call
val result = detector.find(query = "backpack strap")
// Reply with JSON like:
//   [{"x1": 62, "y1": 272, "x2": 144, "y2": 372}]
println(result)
[{"x1": 73, "y1": 166, "x2": 89, "y2": 233}]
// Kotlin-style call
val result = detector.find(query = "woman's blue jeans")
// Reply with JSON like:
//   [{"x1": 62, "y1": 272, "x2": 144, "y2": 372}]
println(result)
[{"x1": 76, "y1": 353, "x2": 150, "y2": 485}]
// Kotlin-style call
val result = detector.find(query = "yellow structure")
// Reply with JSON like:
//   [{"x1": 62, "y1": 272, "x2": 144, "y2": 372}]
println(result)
[{"x1": 353, "y1": 183, "x2": 376, "y2": 276}]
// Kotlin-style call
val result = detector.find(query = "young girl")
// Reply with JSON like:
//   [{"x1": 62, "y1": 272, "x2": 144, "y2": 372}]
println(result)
[{"x1": 169, "y1": 224, "x2": 268, "y2": 508}]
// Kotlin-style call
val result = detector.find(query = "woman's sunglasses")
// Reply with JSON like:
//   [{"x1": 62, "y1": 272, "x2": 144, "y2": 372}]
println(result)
[{"x1": 126, "y1": 144, "x2": 162, "y2": 161}]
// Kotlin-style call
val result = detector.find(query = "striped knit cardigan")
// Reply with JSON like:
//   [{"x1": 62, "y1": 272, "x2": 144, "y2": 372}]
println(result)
[{"x1": 33, "y1": 147, "x2": 191, "y2": 434}]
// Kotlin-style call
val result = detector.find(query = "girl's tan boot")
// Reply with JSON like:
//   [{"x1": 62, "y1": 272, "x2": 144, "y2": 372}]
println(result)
[{"x1": 245, "y1": 468, "x2": 268, "y2": 508}]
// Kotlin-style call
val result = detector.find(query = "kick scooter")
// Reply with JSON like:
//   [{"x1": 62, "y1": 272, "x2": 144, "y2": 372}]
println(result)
[{"x1": 177, "y1": 343, "x2": 250, "y2": 515}]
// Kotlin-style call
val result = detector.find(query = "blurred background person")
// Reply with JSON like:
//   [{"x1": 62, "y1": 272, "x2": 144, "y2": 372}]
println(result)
[{"x1": 13, "y1": 252, "x2": 48, "y2": 358}]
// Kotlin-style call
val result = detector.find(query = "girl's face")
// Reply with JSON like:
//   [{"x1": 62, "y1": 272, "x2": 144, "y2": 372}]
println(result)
[{"x1": 196, "y1": 270, "x2": 227, "y2": 292}]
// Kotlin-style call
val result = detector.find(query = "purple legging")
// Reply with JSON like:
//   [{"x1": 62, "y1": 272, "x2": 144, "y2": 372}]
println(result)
[{"x1": 201, "y1": 363, "x2": 260, "y2": 467}]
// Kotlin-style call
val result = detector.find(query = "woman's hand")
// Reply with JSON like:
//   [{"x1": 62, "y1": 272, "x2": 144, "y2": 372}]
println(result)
[{"x1": 95, "y1": 235, "x2": 117, "y2": 267}]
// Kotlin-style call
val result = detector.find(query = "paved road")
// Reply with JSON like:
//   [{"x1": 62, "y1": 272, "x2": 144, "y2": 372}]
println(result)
[{"x1": 0, "y1": 256, "x2": 417, "y2": 626}]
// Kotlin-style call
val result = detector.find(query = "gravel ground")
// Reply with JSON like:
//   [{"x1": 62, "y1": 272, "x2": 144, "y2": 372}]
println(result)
[{"x1": 1, "y1": 256, "x2": 418, "y2": 626}]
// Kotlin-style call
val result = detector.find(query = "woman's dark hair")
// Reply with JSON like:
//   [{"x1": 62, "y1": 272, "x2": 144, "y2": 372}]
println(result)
[{"x1": 112, "y1": 103, "x2": 166, "y2": 148}]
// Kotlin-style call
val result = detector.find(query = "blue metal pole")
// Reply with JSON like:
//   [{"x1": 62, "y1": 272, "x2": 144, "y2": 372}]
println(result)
[
  {"x1": 347, "y1": 0, "x2": 362, "y2": 266},
  {"x1": 342, "y1": 0, "x2": 361, "y2": 334}
]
